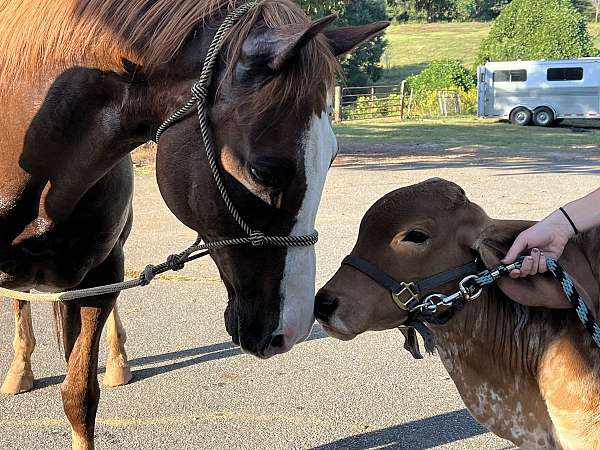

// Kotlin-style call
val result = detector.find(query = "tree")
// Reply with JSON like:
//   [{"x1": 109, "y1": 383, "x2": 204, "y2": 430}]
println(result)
[
  {"x1": 453, "y1": 0, "x2": 512, "y2": 20},
  {"x1": 476, "y1": 0, "x2": 596, "y2": 64},
  {"x1": 391, "y1": 0, "x2": 511, "y2": 21},
  {"x1": 335, "y1": 0, "x2": 389, "y2": 86},
  {"x1": 413, "y1": 0, "x2": 457, "y2": 21},
  {"x1": 298, "y1": 0, "x2": 389, "y2": 86},
  {"x1": 590, "y1": 0, "x2": 600, "y2": 21},
  {"x1": 298, "y1": 0, "x2": 345, "y2": 17}
]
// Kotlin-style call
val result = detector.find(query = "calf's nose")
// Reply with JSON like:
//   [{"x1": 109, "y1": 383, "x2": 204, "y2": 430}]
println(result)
[{"x1": 314, "y1": 291, "x2": 338, "y2": 322}]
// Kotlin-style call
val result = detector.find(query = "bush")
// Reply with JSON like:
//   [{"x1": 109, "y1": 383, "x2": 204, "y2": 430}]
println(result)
[
  {"x1": 405, "y1": 89, "x2": 477, "y2": 117},
  {"x1": 407, "y1": 59, "x2": 476, "y2": 92},
  {"x1": 476, "y1": 0, "x2": 596, "y2": 64}
]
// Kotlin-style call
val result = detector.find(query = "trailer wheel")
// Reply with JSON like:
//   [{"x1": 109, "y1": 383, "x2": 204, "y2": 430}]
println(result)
[
  {"x1": 533, "y1": 107, "x2": 555, "y2": 127},
  {"x1": 510, "y1": 107, "x2": 532, "y2": 126}
]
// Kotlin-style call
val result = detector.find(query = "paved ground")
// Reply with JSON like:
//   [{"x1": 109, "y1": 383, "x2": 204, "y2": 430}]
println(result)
[{"x1": 1, "y1": 141, "x2": 599, "y2": 449}]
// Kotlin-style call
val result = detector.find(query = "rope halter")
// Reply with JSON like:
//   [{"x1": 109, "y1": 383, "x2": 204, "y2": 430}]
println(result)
[
  {"x1": 155, "y1": 1, "x2": 319, "y2": 254},
  {"x1": 0, "y1": 2, "x2": 321, "y2": 304}
]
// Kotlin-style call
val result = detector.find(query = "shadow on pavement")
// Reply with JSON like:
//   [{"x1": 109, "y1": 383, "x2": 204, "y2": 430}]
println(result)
[
  {"x1": 33, "y1": 326, "x2": 330, "y2": 388},
  {"x1": 128, "y1": 326, "x2": 328, "y2": 383},
  {"x1": 334, "y1": 143, "x2": 600, "y2": 176},
  {"x1": 310, "y1": 409, "x2": 503, "y2": 450}
]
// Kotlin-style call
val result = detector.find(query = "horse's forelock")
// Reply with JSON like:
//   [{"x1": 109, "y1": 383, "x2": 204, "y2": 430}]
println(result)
[{"x1": 222, "y1": 0, "x2": 339, "y2": 118}]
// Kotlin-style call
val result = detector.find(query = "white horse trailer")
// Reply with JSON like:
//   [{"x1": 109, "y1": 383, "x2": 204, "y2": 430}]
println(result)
[{"x1": 477, "y1": 58, "x2": 600, "y2": 126}]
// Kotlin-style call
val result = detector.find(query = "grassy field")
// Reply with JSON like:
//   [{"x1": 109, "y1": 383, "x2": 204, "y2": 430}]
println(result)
[
  {"x1": 380, "y1": 22, "x2": 600, "y2": 85},
  {"x1": 335, "y1": 117, "x2": 600, "y2": 151}
]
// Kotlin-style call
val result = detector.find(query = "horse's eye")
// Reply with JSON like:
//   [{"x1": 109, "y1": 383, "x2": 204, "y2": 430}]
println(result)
[
  {"x1": 250, "y1": 166, "x2": 278, "y2": 187},
  {"x1": 402, "y1": 230, "x2": 430, "y2": 244}
]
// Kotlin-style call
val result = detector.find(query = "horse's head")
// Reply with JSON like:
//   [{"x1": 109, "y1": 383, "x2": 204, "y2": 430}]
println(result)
[{"x1": 154, "y1": 1, "x2": 388, "y2": 357}]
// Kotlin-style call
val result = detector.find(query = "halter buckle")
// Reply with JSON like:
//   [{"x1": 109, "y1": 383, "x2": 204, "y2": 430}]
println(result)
[{"x1": 392, "y1": 282, "x2": 420, "y2": 311}]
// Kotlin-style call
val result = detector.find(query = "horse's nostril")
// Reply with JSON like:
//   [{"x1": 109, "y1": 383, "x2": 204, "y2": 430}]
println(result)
[
  {"x1": 270, "y1": 334, "x2": 285, "y2": 349},
  {"x1": 314, "y1": 292, "x2": 338, "y2": 321}
]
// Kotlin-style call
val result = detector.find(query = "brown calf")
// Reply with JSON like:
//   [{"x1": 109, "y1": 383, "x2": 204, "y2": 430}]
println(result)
[{"x1": 316, "y1": 178, "x2": 600, "y2": 450}]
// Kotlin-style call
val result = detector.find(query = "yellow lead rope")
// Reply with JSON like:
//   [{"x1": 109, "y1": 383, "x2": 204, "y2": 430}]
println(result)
[{"x1": 0, "y1": 288, "x2": 63, "y2": 302}]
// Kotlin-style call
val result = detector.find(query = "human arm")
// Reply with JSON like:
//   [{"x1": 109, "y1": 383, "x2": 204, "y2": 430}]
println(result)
[{"x1": 502, "y1": 188, "x2": 600, "y2": 278}]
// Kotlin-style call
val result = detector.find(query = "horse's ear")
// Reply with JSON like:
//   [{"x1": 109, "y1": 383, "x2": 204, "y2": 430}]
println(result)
[
  {"x1": 245, "y1": 15, "x2": 338, "y2": 71},
  {"x1": 324, "y1": 21, "x2": 390, "y2": 57},
  {"x1": 471, "y1": 219, "x2": 598, "y2": 313}
]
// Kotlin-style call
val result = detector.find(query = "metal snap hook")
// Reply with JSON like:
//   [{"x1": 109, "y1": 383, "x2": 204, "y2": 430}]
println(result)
[{"x1": 459, "y1": 275, "x2": 483, "y2": 301}]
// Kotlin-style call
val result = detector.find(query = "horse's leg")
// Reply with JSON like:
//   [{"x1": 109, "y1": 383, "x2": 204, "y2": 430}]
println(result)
[
  {"x1": 1, "y1": 300, "x2": 36, "y2": 395},
  {"x1": 102, "y1": 303, "x2": 132, "y2": 387},
  {"x1": 60, "y1": 248, "x2": 124, "y2": 450}
]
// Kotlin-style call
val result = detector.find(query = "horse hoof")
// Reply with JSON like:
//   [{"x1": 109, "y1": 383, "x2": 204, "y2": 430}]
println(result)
[
  {"x1": 102, "y1": 365, "x2": 132, "y2": 387},
  {"x1": 1, "y1": 370, "x2": 34, "y2": 395}
]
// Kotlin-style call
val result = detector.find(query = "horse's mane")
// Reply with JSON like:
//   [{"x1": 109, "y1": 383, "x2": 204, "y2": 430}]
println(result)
[
  {"x1": 0, "y1": 0, "x2": 338, "y2": 109},
  {"x1": 0, "y1": 0, "x2": 224, "y2": 83}
]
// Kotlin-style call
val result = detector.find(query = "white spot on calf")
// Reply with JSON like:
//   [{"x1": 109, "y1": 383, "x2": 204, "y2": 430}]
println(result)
[{"x1": 276, "y1": 108, "x2": 337, "y2": 350}]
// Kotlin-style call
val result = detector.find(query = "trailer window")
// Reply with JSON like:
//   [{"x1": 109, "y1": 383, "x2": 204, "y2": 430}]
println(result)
[
  {"x1": 494, "y1": 70, "x2": 527, "y2": 82},
  {"x1": 547, "y1": 67, "x2": 583, "y2": 81}
]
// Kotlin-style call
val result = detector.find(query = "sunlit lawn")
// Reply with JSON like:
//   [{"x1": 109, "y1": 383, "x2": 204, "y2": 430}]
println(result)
[
  {"x1": 335, "y1": 117, "x2": 600, "y2": 151},
  {"x1": 380, "y1": 21, "x2": 600, "y2": 85}
]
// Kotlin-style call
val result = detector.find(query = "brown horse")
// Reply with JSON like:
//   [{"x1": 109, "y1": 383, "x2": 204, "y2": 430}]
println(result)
[{"x1": 0, "y1": 1, "x2": 387, "y2": 448}]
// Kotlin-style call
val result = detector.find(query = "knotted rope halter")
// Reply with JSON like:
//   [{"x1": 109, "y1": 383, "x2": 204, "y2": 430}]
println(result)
[
  {"x1": 155, "y1": 0, "x2": 318, "y2": 250},
  {"x1": 0, "y1": 2, "x2": 319, "y2": 303}
]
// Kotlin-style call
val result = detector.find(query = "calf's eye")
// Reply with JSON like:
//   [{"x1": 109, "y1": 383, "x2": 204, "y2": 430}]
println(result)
[{"x1": 402, "y1": 230, "x2": 430, "y2": 244}]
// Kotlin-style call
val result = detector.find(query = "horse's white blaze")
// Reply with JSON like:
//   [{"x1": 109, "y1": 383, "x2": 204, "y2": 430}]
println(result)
[{"x1": 277, "y1": 108, "x2": 337, "y2": 350}]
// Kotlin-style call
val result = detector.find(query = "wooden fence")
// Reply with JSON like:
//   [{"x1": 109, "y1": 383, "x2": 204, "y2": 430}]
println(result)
[{"x1": 333, "y1": 83, "x2": 466, "y2": 123}]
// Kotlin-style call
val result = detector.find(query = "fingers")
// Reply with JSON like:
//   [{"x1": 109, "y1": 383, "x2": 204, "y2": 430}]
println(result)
[
  {"x1": 538, "y1": 251, "x2": 548, "y2": 274},
  {"x1": 502, "y1": 232, "x2": 528, "y2": 264},
  {"x1": 510, "y1": 256, "x2": 532, "y2": 278},
  {"x1": 509, "y1": 248, "x2": 547, "y2": 278}
]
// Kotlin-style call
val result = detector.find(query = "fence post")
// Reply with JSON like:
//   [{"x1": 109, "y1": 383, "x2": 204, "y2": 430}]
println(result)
[
  {"x1": 333, "y1": 86, "x2": 342, "y2": 123},
  {"x1": 438, "y1": 91, "x2": 447, "y2": 117},
  {"x1": 400, "y1": 80, "x2": 406, "y2": 120}
]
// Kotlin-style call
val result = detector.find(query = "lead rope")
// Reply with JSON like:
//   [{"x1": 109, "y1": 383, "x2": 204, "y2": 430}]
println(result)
[
  {"x1": 475, "y1": 257, "x2": 600, "y2": 348},
  {"x1": 0, "y1": 1, "x2": 318, "y2": 303}
]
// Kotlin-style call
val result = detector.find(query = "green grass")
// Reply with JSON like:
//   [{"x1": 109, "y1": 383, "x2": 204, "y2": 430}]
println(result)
[
  {"x1": 335, "y1": 117, "x2": 600, "y2": 150},
  {"x1": 380, "y1": 21, "x2": 600, "y2": 85},
  {"x1": 381, "y1": 22, "x2": 490, "y2": 84}
]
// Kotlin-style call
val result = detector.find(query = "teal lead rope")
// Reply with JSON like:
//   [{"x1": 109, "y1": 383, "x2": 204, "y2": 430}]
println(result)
[
  {"x1": 475, "y1": 257, "x2": 600, "y2": 348},
  {"x1": 545, "y1": 258, "x2": 600, "y2": 347}
]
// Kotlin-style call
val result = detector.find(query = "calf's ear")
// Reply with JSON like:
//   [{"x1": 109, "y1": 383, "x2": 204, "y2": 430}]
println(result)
[{"x1": 471, "y1": 219, "x2": 598, "y2": 315}]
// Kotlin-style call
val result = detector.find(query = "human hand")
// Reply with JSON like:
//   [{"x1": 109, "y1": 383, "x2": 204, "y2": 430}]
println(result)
[{"x1": 501, "y1": 211, "x2": 575, "y2": 278}]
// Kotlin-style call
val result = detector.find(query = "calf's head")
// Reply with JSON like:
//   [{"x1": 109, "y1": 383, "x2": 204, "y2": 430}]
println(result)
[{"x1": 316, "y1": 178, "x2": 596, "y2": 340}]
